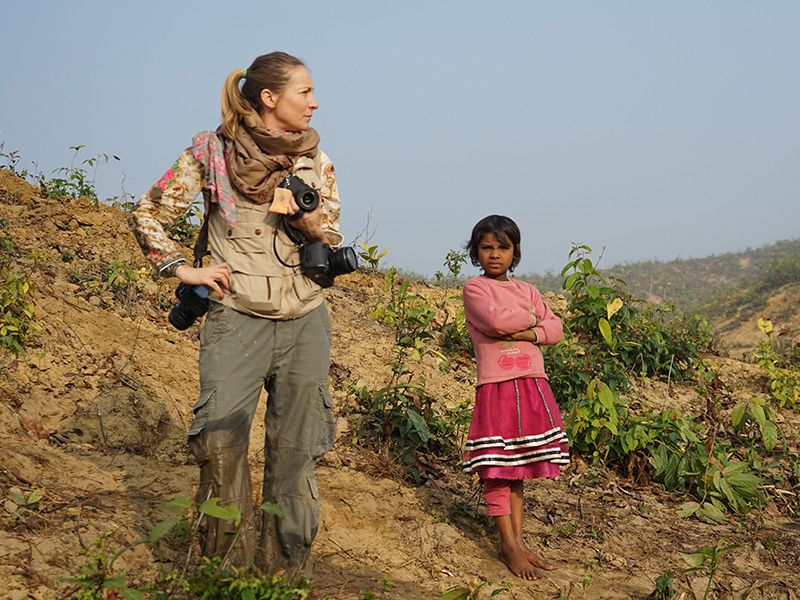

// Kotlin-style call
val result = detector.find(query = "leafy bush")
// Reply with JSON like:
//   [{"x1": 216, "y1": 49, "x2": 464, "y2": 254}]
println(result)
[
  {"x1": 67, "y1": 496, "x2": 310, "y2": 599},
  {"x1": 39, "y1": 145, "x2": 119, "y2": 204},
  {"x1": 0, "y1": 270, "x2": 36, "y2": 355},
  {"x1": 755, "y1": 318, "x2": 800, "y2": 410},
  {"x1": 352, "y1": 267, "x2": 468, "y2": 481}
]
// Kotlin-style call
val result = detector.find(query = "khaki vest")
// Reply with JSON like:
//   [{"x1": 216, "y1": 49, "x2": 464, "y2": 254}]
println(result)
[{"x1": 207, "y1": 154, "x2": 324, "y2": 320}]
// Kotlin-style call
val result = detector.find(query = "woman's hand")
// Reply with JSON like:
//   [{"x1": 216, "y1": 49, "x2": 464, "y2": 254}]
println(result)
[
  {"x1": 287, "y1": 198, "x2": 326, "y2": 243},
  {"x1": 175, "y1": 263, "x2": 231, "y2": 298}
]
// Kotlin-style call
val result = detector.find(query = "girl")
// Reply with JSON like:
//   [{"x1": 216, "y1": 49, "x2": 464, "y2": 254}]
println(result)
[{"x1": 462, "y1": 215, "x2": 569, "y2": 580}]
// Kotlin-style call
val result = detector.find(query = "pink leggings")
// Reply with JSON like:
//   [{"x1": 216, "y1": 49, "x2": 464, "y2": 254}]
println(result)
[{"x1": 483, "y1": 478, "x2": 513, "y2": 516}]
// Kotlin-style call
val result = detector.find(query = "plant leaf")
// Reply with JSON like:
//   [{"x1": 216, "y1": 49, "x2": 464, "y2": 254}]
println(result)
[
  {"x1": 199, "y1": 497, "x2": 242, "y2": 527},
  {"x1": 606, "y1": 297, "x2": 623, "y2": 320},
  {"x1": 730, "y1": 402, "x2": 747, "y2": 429},
  {"x1": 149, "y1": 518, "x2": 178, "y2": 545},
  {"x1": 161, "y1": 496, "x2": 192, "y2": 512},
  {"x1": 761, "y1": 419, "x2": 778, "y2": 452},
  {"x1": 598, "y1": 318, "x2": 613, "y2": 347},
  {"x1": 260, "y1": 501, "x2": 285, "y2": 518},
  {"x1": 682, "y1": 552, "x2": 707, "y2": 569},
  {"x1": 406, "y1": 408, "x2": 430, "y2": 443},
  {"x1": 699, "y1": 502, "x2": 726, "y2": 523},
  {"x1": 677, "y1": 501, "x2": 700, "y2": 518}
]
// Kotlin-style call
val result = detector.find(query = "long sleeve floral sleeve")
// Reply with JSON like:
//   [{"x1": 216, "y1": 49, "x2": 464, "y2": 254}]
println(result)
[
  {"x1": 128, "y1": 149, "x2": 205, "y2": 278},
  {"x1": 317, "y1": 151, "x2": 343, "y2": 248}
]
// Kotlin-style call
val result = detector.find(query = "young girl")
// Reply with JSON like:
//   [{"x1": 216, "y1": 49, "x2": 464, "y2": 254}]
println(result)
[{"x1": 462, "y1": 215, "x2": 569, "y2": 580}]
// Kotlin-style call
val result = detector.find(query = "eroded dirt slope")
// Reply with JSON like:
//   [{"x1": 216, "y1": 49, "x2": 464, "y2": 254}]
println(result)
[{"x1": 1, "y1": 169, "x2": 799, "y2": 599}]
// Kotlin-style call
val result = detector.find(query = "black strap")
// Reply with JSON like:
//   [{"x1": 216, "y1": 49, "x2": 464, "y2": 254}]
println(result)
[{"x1": 192, "y1": 189, "x2": 212, "y2": 268}]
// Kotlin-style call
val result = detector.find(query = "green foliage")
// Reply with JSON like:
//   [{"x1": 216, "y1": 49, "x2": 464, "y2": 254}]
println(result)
[
  {"x1": 546, "y1": 244, "x2": 774, "y2": 521},
  {"x1": 180, "y1": 557, "x2": 310, "y2": 599},
  {"x1": 5, "y1": 486, "x2": 45, "y2": 522},
  {"x1": 682, "y1": 539, "x2": 737, "y2": 600},
  {"x1": 660, "y1": 444, "x2": 766, "y2": 522},
  {"x1": 440, "y1": 580, "x2": 508, "y2": 599},
  {"x1": 731, "y1": 396, "x2": 779, "y2": 451},
  {"x1": 649, "y1": 571, "x2": 675, "y2": 600},
  {"x1": 434, "y1": 249, "x2": 467, "y2": 289},
  {"x1": 67, "y1": 496, "x2": 311, "y2": 599},
  {"x1": 755, "y1": 318, "x2": 800, "y2": 410},
  {"x1": 39, "y1": 145, "x2": 119, "y2": 204},
  {"x1": 559, "y1": 244, "x2": 711, "y2": 384},
  {"x1": 357, "y1": 242, "x2": 390, "y2": 271},
  {"x1": 167, "y1": 198, "x2": 203, "y2": 246},
  {"x1": 352, "y1": 267, "x2": 468, "y2": 481},
  {"x1": 435, "y1": 249, "x2": 473, "y2": 358},
  {"x1": 0, "y1": 142, "x2": 24, "y2": 174},
  {"x1": 0, "y1": 270, "x2": 36, "y2": 355}
]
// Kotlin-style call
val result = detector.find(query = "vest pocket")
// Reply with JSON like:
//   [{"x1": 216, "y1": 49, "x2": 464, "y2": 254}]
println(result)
[{"x1": 230, "y1": 272, "x2": 283, "y2": 314}]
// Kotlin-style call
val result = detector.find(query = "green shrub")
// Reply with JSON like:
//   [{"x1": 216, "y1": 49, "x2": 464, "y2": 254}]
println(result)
[
  {"x1": 0, "y1": 270, "x2": 36, "y2": 355},
  {"x1": 352, "y1": 267, "x2": 468, "y2": 481}
]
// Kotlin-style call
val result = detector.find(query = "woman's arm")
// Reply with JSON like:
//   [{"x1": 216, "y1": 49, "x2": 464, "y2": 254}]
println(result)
[
  {"x1": 127, "y1": 149, "x2": 204, "y2": 278},
  {"x1": 463, "y1": 280, "x2": 536, "y2": 337},
  {"x1": 128, "y1": 149, "x2": 232, "y2": 297}
]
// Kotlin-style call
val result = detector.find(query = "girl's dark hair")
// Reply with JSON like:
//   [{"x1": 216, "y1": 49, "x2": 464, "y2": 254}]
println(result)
[
  {"x1": 465, "y1": 215, "x2": 522, "y2": 272},
  {"x1": 220, "y1": 51, "x2": 306, "y2": 138}
]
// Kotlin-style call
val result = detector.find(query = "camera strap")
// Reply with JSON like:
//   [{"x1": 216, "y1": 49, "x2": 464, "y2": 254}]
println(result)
[{"x1": 192, "y1": 189, "x2": 213, "y2": 268}]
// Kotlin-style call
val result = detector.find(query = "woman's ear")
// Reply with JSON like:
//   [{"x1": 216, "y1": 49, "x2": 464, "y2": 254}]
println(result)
[{"x1": 260, "y1": 88, "x2": 277, "y2": 110}]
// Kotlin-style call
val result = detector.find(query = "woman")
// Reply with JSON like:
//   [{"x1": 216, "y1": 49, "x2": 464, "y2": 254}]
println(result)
[{"x1": 129, "y1": 52, "x2": 342, "y2": 574}]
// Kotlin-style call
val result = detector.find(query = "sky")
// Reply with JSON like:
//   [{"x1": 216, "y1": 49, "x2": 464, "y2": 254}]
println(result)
[{"x1": 2, "y1": 1, "x2": 798, "y2": 278}]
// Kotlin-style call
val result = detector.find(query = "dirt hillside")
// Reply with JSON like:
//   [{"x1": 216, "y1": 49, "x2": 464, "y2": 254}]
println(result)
[{"x1": 1, "y1": 168, "x2": 799, "y2": 600}]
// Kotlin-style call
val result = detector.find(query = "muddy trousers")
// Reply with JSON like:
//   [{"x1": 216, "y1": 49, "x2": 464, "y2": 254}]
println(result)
[{"x1": 187, "y1": 301, "x2": 335, "y2": 572}]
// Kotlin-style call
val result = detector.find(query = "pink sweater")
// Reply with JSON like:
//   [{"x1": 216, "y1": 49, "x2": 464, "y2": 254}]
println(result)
[{"x1": 463, "y1": 276, "x2": 563, "y2": 386}]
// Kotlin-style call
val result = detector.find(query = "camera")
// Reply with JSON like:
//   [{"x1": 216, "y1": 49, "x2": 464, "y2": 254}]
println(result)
[
  {"x1": 300, "y1": 241, "x2": 359, "y2": 288},
  {"x1": 168, "y1": 283, "x2": 209, "y2": 330},
  {"x1": 279, "y1": 174, "x2": 319, "y2": 219}
]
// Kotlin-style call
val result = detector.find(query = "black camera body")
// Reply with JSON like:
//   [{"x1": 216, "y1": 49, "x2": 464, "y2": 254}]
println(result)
[
  {"x1": 279, "y1": 174, "x2": 359, "y2": 287},
  {"x1": 168, "y1": 283, "x2": 209, "y2": 330},
  {"x1": 279, "y1": 174, "x2": 319, "y2": 220},
  {"x1": 300, "y1": 241, "x2": 359, "y2": 288}
]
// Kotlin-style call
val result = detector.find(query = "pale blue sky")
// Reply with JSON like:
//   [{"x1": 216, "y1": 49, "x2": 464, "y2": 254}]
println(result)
[{"x1": 2, "y1": 1, "x2": 798, "y2": 277}]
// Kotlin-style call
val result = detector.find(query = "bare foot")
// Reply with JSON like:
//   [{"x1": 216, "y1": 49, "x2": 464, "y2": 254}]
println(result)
[
  {"x1": 518, "y1": 538, "x2": 554, "y2": 571},
  {"x1": 501, "y1": 540, "x2": 540, "y2": 580}
]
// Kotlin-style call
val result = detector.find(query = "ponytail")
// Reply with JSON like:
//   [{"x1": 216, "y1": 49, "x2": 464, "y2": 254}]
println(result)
[{"x1": 220, "y1": 69, "x2": 253, "y2": 139}]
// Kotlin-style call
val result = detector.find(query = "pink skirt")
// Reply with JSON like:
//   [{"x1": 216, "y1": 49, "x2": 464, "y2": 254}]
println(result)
[{"x1": 464, "y1": 377, "x2": 570, "y2": 480}]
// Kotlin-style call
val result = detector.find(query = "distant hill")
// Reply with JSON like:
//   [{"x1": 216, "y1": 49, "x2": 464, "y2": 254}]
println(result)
[{"x1": 521, "y1": 238, "x2": 800, "y2": 315}]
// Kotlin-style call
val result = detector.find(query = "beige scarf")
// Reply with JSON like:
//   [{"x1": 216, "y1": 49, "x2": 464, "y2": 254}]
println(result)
[{"x1": 223, "y1": 111, "x2": 320, "y2": 204}]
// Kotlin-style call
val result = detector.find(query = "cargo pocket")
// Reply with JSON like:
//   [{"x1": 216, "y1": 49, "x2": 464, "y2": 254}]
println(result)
[
  {"x1": 188, "y1": 386, "x2": 218, "y2": 436},
  {"x1": 199, "y1": 302, "x2": 229, "y2": 347},
  {"x1": 230, "y1": 272, "x2": 283, "y2": 314},
  {"x1": 313, "y1": 384, "x2": 336, "y2": 457},
  {"x1": 225, "y1": 225, "x2": 284, "y2": 314}
]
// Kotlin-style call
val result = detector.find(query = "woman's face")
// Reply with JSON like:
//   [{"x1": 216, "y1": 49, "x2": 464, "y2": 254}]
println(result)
[
  {"x1": 260, "y1": 66, "x2": 319, "y2": 132},
  {"x1": 477, "y1": 232, "x2": 515, "y2": 280}
]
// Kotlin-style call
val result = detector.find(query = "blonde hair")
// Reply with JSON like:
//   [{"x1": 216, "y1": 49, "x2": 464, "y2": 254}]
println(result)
[{"x1": 220, "y1": 52, "x2": 306, "y2": 139}]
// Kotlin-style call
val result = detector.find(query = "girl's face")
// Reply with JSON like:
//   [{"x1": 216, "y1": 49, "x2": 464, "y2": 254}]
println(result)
[
  {"x1": 477, "y1": 232, "x2": 515, "y2": 280},
  {"x1": 260, "y1": 66, "x2": 319, "y2": 132}
]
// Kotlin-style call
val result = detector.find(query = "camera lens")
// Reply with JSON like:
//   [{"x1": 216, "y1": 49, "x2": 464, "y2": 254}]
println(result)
[
  {"x1": 168, "y1": 284, "x2": 210, "y2": 330},
  {"x1": 328, "y1": 246, "x2": 359, "y2": 276},
  {"x1": 168, "y1": 304, "x2": 195, "y2": 330},
  {"x1": 297, "y1": 189, "x2": 319, "y2": 212}
]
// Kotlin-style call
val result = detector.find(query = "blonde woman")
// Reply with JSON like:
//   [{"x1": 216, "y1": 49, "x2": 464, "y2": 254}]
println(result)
[{"x1": 129, "y1": 52, "x2": 344, "y2": 574}]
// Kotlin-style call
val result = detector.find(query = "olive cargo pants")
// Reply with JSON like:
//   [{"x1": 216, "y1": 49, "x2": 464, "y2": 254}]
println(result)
[{"x1": 187, "y1": 301, "x2": 335, "y2": 572}]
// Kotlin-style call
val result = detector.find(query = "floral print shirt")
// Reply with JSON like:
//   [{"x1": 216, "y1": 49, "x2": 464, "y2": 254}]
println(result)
[{"x1": 128, "y1": 147, "x2": 343, "y2": 278}]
